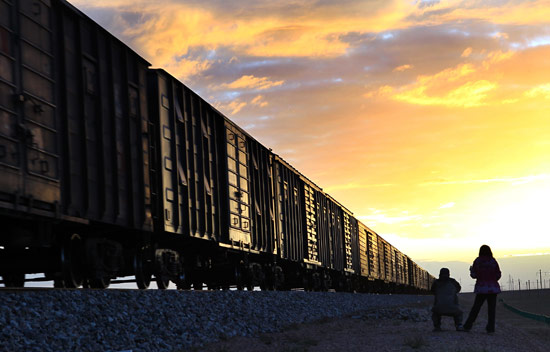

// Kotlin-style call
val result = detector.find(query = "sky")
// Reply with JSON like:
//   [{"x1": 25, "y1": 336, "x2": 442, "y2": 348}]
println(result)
[{"x1": 69, "y1": 0, "x2": 550, "y2": 282}]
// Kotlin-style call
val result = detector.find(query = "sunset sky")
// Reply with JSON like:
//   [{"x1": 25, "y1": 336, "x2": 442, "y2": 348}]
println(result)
[{"x1": 70, "y1": 0, "x2": 550, "y2": 268}]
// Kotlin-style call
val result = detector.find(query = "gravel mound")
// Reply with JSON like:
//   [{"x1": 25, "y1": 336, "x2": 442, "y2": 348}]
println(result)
[{"x1": 0, "y1": 289, "x2": 433, "y2": 351}]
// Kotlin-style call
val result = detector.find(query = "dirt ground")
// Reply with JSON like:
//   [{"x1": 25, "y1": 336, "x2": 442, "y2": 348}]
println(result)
[{"x1": 199, "y1": 291, "x2": 550, "y2": 352}]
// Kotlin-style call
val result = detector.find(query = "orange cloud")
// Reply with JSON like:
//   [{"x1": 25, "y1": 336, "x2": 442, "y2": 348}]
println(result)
[
  {"x1": 251, "y1": 95, "x2": 269, "y2": 107},
  {"x1": 380, "y1": 63, "x2": 500, "y2": 107},
  {"x1": 221, "y1": 75, "x2": 284, "y2": 91},
  {"x1": 408, "y1": 0, "x2": 550, "y2": 26},
  {"x1": 69, "y1": 0, "x2": 425, "y2": 78},
  {"x1": 393, "y1": 64, "x2": 413, "y2": 72},
  {"x1": 525, "y1": 84, "x2": 550, "y2": 99},
  {"x1": 371, "y1": 48, "x2": 521, "y2": 108},
  {"x1": 161, "y1": 58, "x2": 213, "y2": 80},
  {"x1": 393, "y1": 79, "x2": 497, "y2": 107},
  {"x1": 461, "y1": 47, "x2": 472, "y2": 58},
  {"x1": 226, "y1": 101, "x2": 247, "y2": 115}
]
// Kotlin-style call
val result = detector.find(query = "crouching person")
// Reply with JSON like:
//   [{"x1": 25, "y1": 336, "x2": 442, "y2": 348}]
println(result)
[{"x1": 431, "y1": 268, "x2": 464, "y2": 332}]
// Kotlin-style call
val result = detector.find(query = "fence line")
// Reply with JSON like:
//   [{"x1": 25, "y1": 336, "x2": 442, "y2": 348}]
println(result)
[{"x1": 500, "y1": 299, "x2": 550, "y2": 325}]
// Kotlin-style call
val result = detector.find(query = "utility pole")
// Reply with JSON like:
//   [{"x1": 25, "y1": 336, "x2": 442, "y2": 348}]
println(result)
[
  {"x1": 540, "y1": 270, "x2": 543, "y2": 289},
  {"x1": 518, "y1": 279, "x2": 521, "y2": 291}
]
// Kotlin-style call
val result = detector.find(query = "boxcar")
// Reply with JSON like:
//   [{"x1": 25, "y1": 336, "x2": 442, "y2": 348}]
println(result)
[{"x1": 1, "y1": 0, "x2": 151, "y2": 288}]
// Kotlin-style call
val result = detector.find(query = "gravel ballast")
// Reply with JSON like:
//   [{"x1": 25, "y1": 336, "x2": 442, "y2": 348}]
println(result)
[{"x1": 0, "y1": 289, "x2": 433, "y2": 351}]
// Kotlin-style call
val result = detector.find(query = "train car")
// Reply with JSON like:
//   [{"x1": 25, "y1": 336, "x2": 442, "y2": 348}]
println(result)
[
  {"x1": 148, "y1": 68, "x2": 282, "y2": 290},
  {"x1": 0, "y1": 0, "x2": 152, "y2": 288},
  {"x1": 272, "y1": 157, "x2": 353, "y2": 291},
  {"x1": 357, "y1": 222, "x2": 380, "y2": 290}
]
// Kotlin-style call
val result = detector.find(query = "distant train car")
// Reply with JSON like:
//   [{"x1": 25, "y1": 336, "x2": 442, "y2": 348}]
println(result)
[{"x1": 1, "y1": 0, "x2": 435, "y2": 292}]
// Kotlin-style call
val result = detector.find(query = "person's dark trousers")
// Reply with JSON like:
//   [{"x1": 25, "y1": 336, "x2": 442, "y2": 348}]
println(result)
[
  {"x1": 464, "y1": 293, "x2": 497, "y2": 332},
  {"x1": 432, "y1": 312, "x2": 464, "y2": 329},
  {"x1": 432, "y1": 312, "x2": 441, "y2": 328}
]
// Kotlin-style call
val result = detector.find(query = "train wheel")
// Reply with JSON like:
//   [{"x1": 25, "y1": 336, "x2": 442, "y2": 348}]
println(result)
[
  {"x1": 89, "y1": 277, "x2": 111, "y2": 289},
  {"x1": 60, "y1": 234, "x2": 83, "y2": 288},
  {"x1": 155, "y1": 274, "x2": 170, "y2": 289},
  {"x1": 272, "y1": 266, "x2": 285, "y2": 291},
  {"x1": 322, "y1": 272, "x2": 332, "y2": 292},
  {"x1": 134, "y1": 246, "x2": 152, "y2": 290},
  {"x1": 248, "y1": 262, "x2": 264, "y2": 290},
  {"x1": 2, "y1": 273, "x2": 25, "y2": 287},
  {"x1": 234, "y1": 264, "x2": 245, "y2": 290},
  {"x1": 193, "y1": 281, "x2": 202, "y2": 290},
  {"x1": 175, "y1": 266, "x2": 191, "y2": 290}
]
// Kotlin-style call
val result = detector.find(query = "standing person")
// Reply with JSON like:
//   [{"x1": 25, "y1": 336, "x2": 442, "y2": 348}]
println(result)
[
  {"x1": 463, "y1": 245, "x2": 501, "y2": 334},
  {"x1": 431, "y1": 268, "x2": 464, "y2": 332}
]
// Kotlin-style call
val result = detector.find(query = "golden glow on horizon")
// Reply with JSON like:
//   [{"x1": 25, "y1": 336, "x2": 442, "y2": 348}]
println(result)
[{"x1": 72, "y1": 0, "x2": 550, "y2": 262}]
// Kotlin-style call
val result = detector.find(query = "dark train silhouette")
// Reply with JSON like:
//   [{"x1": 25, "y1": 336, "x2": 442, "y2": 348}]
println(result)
[{"x1": 0, "y1": 0, "x2": 434, "y2": 292}]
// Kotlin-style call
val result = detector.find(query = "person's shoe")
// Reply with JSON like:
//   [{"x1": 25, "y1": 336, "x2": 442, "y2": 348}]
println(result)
[
  {"x1": 456, "y1": 325, "x2": 465, "y2": 332},
  {"x1": 433, "y1": 327, "x2": 442, "y2": 332},
  {"x1": 462, "y1": 326, "x2": 471, "y2": 332}
]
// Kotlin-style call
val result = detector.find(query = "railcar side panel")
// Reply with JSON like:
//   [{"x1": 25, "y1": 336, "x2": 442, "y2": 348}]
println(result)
[
  {"x1": 148, "y1": 70, "x2": 222, "y2": 241},
  {"x1": 358, "y1": 222, "x2": 368, "y2": 277},
  {"x1": 349, "y1": 216, "x2": 360, "y2": 274},
  {"x1": 367, "y1": 228, "x2": 380, "y2": 280},
  {"x1": 60, "y1": 13, "x2": 151, "y2": 229},
  {"x1": 248, "y1": 138, "x2": 276, "y2": 254},
  {"x1": 1, "y1": 0, "x2": 61, "y2": 214},
  {"x1": 274, "y1": 157, "x2": 304, "y2": 262},
  {"x1": 394, "y1": 249, "x2": 403, "y2": 285},
  {"x1": 224, "y1": 123, "x2": 253, "y2": 246},
  {"x1": 315, "y1": 189, "x2": 332, "y2": 268},
  {"x1": 0, "y1": 0, "x2": 152, "y2": 229},
  {"x1": 303, "y1": 182, "x2": 321, "y2": 264},
  {"x1": 329, "y1": 199, "x2": 344, "y2": 271},
  {"x1": 402, "y1": 254, "x2": 409, "y2": 285},
  {"x1": 316, "y1": 194, "x2": 346, "y2": 271}
]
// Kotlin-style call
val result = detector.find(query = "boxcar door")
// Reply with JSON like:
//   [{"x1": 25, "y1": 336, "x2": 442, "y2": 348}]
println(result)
[
  {"x1": 303, "y1": 183, "x2": 319, "y2": 264},
  {"x1": 225, "y1": 124, "x2": 251, "y2": 245}
]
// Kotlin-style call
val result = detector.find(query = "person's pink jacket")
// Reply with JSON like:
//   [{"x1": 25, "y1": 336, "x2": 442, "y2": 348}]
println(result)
[{"x1": 470, "y1": 255, "x2": 501, "y2": 294}]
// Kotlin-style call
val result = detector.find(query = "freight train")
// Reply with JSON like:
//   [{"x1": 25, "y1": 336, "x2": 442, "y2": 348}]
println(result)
[{"x1": 0, "y1": 0, "x2": 435, "y2": 292}]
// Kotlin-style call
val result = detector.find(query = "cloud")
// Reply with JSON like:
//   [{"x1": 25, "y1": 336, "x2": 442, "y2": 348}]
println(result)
[
  {"x1": 324, "y1": 182, "x2": 396, "y2": 192},
  {"x1": 387, "y1": 62, "x2": 497, "y2": 107},
  {"x1": 407, "y1": 0, "x2": 550, "y2": 26},
  {"x1": 393, "y1": 64, "x2": 413, "y2": 72},
  {"x1": 251, "y1": 95, "x2": 269, "y2": 107},
  {"x1": 420, "y1": 174, "x2": 550, "y2": 187},
  {"x1": 461, "y1": 47, "x2": 472, "y2": 57},
  {"x1": 481, "y1": 50, "x2": 515, "y2": 68},
  {"x1": 358, "y1": 212, "x2": 423, "y2": 225},
  {"x1": 220, "y1": 100, "x2": 247, "y2": 115},
  {"x1": 440, "y1": 202, "x2": 455, "y2": 209},
  {"x1": 162, "y1": 57, "x2": 213, "y2": 79},
  {"x1": 393, "y1": 79, "x2": 497, "y2": 107},
  {"x1": 220, "y1": 75, "x2": 284, "y2": 91},
  {"x1": 368, "y1": 47, "x2": 519, "y2": 108},
  {"x1": 525, "y1": 83, "x2": 550, "y2": 99}
]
